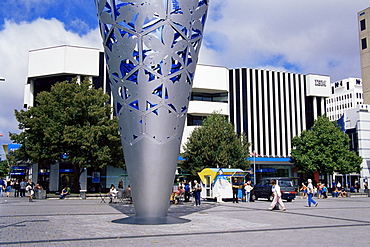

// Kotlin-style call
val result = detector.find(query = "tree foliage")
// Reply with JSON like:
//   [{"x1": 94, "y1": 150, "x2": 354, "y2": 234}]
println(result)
[
  {"x1": 8, "y1": 78, "x2": 124, "y2": 191},
  {"x1": 291, "y1": 116, "x2": 362, "y2": 174},
  {"x1": 0, "y1": 159, "x2": 10, "y2": 177},
  {"x1": 181, "y1": 113, "x2": 251, "y2": 177}
]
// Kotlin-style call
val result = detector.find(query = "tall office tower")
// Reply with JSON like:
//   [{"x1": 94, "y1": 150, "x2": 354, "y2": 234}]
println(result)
[
  {"x1": 326, "y1": 78, "x2": 363, "y2": 121},
  {"x1": 359, "y1": 7, "x2": 370, "y2": 104},
  {"x1": 229, "y1": 68, "x2": 330, "y2": 177}
]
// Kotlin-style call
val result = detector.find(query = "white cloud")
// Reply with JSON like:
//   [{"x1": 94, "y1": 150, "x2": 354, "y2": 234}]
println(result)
[
  {"x1": 1, "y1": 1, "x2": 369, "y2": 157},
  {"x1": 199, "y1": 0, "x2": 369, "y2": 79},
  {"x1": 0, "y1": 18, "x2": 102, "y2": 157}
]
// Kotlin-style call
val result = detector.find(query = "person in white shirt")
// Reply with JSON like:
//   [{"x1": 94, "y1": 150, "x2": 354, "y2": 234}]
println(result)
[
  {"x1": 307, "y1": 179, "x2": 319, "y2": 207},
  {"x1": 109, "y1": 184, "x2": 118, "y2": 203},
  {"x1": 244, "y1": 181, "x2": 253, "y2": 203},
  {"x1": 268, "y1": 180, "x2": 286, "y2": 211}
]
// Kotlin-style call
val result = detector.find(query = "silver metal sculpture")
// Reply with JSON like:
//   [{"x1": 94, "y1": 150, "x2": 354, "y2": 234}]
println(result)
[{"x1": 95, "y1": 0, "x2": 209, "y2": 220}]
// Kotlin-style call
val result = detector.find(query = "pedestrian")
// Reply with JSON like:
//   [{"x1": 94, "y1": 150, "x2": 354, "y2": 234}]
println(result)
[
  {"x1": 184, "y1": 180, "x2": 190, "y2": 202},
  {"x1": 355, "y1": 179, "x2": 360, "y2": 193},
  {"x1": 20, "y1": 179, "x2": 27, "y2": 197},
  {"x1": 59, "y1": 186, "x2": 70, "y2": 199},
  {"x1": 317, "y1": 183, "x2": 323, "y2": 199},
  {"x1": 336, "y1": 181, "x2": 342, "y2": 191},
  {"x1": 108, "y1": 184, "x2": 118, "y2": 203},
  {"x1": 244, "y1": 181, "x2": 253, "y2": 203},
  {"x1": 242, "y1": 180, "x2": 246, "y2": 202},
  {"x1": 268, "y1": 180, "x2": 286, "y2": 211},
  {"x1": 307, "y1": 179, "x2": 318, "y2": 207},
  {"x1": 118, "y1": 180, "x2": 124, "y2": 189},
  {"x1": 300, "y1": 183, "x2": 307, "y2": 199},
  {"x1": 0, "y1": 177, "x2": 5, "y2": 197},
  {"x1": 232, "y1": 178, "x2": 239, "y2": 203},
  {"x1": 193, "y1": 180, "x2": 202, "y2": 206},
  {"x1": 26, "y1": 184, "x2": 34, "y2": 202},
  {"x1": 332, "y1": 187, "x2": 339, "y2": 197},
  {"x1": 13, "y1": 179, "x2": 20, "y2": 197},
  {"x1": 124, "y1": 185, "x2": 132, "y2": 204},
  {"x1": 5, "y1": 179, "x2": 12, "y2": 197},
  {"x1": 322, "y1": 184, "x2": 328, "y2": 199}
]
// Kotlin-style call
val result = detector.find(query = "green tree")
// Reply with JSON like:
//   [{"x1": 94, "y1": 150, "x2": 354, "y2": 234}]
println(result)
[
  {"x1": 181, "y1": 112, "x2": 251, "y2": 177},
  {"x1": 0, "y1": 159, "x2": 10, "y2": 177},
  {"x1": 9, "y1": 78, "x2": 124, "y2": 192},
  {"x1": 291, "y1": 115, "x2": 362, "y2": 175}
]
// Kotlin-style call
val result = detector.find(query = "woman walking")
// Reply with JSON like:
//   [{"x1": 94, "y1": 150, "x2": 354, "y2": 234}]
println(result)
[{"x1": 268, "y1": 180, "x2": 286, "y2": 211}]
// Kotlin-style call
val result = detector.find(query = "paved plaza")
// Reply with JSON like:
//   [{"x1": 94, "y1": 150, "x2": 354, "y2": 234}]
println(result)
[{"x1": 1, "y1": 195, "x2": 370, "y2": 246}]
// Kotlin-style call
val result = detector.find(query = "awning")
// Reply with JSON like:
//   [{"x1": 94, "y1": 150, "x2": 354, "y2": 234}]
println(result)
[{"x1": 255, "y1": 168, "x2": 276, "y2": 173}]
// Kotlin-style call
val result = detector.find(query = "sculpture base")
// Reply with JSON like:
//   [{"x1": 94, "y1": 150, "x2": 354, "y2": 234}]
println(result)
[{"x1": 112, "y1": 216, "x2": 191, "y2": 225}]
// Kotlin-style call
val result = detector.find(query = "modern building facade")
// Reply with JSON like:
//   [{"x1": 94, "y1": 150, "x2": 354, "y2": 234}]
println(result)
[
  {"x1": 182, "y1": 64, "x2": 229, "y2": 148},
  {"x1": 229, "y1": 68, "x2": 331, "y2": 181},
  {"x1": 19, "y1": 44, "x2": 367, "y2": 191},
  {"x1": 345, "y1": 104, "x2": 370, "y2": 187},
  {"x1": 23, "y1": 45, "x2": 117, "y2": 192},
  {"x1": 21, "y1": 45, "x2": 228, "y2": 192},
  {"x1": 359, "y1": 7, "x2": 370, "y2": 104},
  {"x1": 326, "y1": 78, "x2": 363, "y2": 121}
]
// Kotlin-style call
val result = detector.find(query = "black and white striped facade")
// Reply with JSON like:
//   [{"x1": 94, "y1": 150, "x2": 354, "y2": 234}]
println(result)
[{"x1": 229, "y1": 68, "x2": 330, "y2": 159}]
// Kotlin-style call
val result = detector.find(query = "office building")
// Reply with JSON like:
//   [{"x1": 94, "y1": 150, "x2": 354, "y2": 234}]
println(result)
[
  {"x1": 326, "y1": 78, "x2": 363, "y2": 121},
  {"x1": 229, "y1": 68, "x2": 331, "y2": 180},
  {"x1": 345, "y1": 104, "x2": 370, "y2": 187},
  {"x1": 359, "y1": 7, "x2": 370, "y2": 103}
]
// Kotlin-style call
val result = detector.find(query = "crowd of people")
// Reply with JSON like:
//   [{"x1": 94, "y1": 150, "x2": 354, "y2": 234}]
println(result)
[
  {"x1": 2, "y1": 175, "x2": 367, "y2": 208},
  {"x1": 0, "y1": 177, "x2": 38, "y2": 201},
  {"x1": 299, "y1": 179, "x2": 366, "y2": 201},
  {"x1": 107, "y1": 183, "x2": 132, "y2": 204},
  {"x1": 170, "y1": 178, "x2": 256, "y2": 206},
  {"x1": 0, "y1": 177, "x2": 39, "y2": 202}
]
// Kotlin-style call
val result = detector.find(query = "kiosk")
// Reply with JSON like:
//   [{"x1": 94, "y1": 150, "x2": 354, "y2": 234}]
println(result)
[{"x1": 198, "y1": 168, "x2": 249, "y2": 200}]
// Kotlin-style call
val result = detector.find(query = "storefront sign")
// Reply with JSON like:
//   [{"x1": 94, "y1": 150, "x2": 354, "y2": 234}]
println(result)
[
  {"x1": 10, "y1": 172, "x2": 25, "y2": 175},
  {"x1": 59, "y1": 169, "x2": 74, "y2": 173},
  {"x1": 92, "y1": 172, "x2": 100, "y2": 183}
]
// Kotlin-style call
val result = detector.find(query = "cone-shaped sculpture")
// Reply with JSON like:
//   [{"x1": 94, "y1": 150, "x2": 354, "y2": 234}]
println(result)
[{"x1": 95, "y1": 0, "x2": 209, "y2": 219}]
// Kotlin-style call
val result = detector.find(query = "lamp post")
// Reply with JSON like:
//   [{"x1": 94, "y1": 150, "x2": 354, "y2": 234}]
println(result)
[
  {"x1": 253, "y1": 150, "x2": 256, "y2": 185},
  {"x1": 0, "y1": 76, "x2": 5, "y2": 82}
]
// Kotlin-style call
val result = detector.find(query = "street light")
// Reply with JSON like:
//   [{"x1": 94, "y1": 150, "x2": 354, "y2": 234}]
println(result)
[
  {"x1": 0, "y1": 76, "x2": 5, "y2": 82},
  {"x1": 253, "y1": 151, "x2": 257, "y2": 185},
  {"x1": 250, "y1": 150, "x2": 258, "y2": 185}
]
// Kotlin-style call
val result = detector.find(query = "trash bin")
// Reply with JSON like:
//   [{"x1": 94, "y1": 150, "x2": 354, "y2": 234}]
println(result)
[
  {"x1": 35, "y1": 189, "x2": 46, "y2": 199},
  {"x1": 80, "y1": 190, "x2": 87, "y2": 199},
  {"x1": 365, "y1": 189, "x2": 370, "y2": 197}
]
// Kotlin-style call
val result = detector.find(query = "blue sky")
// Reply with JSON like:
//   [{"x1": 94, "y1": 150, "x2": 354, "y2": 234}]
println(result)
[
  {"x1": 0, "y1": 0, "x2": 98, "y2": 34},
  {"x1": 0, "y1": 0, "x2": 369, "y2": 157}
]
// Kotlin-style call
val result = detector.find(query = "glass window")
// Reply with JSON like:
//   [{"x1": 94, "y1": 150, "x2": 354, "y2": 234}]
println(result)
[
  {"x1": 279, "y1": 180, "x2": 293, "y2": 187},
  {"x1": 191, "y1": 92, "x2": 228, "y2": 103},
  {"x1": 360, "y1": 19, "x2": 366, "y2": 31},
  {"x1": 187, "y1": 114, "x2": 207, "y2": 126},
  {"x1": 362, "y1": 38, "x2": 367, "y2": 50}
]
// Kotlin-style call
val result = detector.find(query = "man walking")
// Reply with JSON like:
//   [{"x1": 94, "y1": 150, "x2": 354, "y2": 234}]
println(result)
[{"x1": 307, "y1": 179, "x2": 318, "y2": 207}]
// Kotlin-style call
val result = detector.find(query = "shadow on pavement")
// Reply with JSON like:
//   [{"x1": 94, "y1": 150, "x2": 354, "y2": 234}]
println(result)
[{"x1": 109, "y1": 201, "x2": 217, "y2": 225}]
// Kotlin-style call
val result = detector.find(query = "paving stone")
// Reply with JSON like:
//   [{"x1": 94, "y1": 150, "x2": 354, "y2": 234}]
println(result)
[{"x1": 1, "y1": 196, "x2": 370, "y2": 246}]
